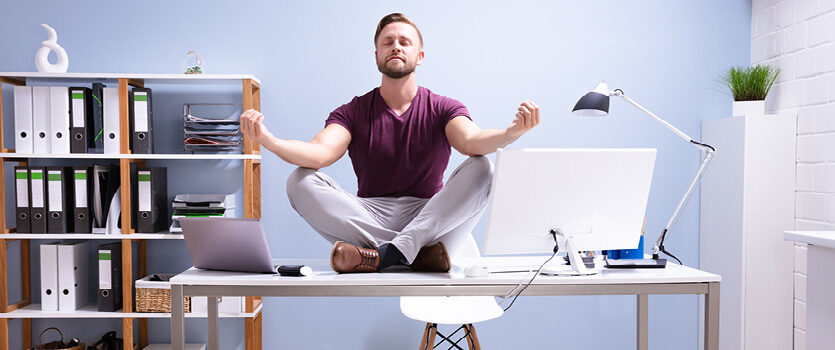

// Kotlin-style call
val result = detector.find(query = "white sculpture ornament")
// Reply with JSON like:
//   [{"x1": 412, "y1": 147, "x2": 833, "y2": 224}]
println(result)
[{"x1": 35, "y1": 24, "x2": 69, "y2": 73}]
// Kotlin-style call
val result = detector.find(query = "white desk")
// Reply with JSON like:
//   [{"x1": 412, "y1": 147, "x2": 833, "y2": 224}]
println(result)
[
  {"x1": 785, "y1": 231, "x2": 835, "y2": 349},
  {"x1": 169, "y1": 257, "x2": 721, "y2": 350}
]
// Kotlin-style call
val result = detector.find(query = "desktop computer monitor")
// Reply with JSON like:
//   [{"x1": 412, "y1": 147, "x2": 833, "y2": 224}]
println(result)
[{"x1": 482, "y1": 148, "x2": 657, "y2": 275}]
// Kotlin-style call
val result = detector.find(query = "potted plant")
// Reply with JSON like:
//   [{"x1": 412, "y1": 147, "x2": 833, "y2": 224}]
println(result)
[{"x1": 721, "y1": 65, "x2": 779, "y2": 117}]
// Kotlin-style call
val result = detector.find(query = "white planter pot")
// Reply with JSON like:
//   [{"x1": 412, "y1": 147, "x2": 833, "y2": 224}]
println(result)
[{"x1": 732, "y1": 100, "x2": 765, "y2": 117}]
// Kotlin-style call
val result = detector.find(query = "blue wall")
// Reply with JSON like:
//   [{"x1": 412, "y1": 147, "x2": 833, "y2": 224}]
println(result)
[{"x1": 0, "y1": 1, "x2": 750, "y2": 349}]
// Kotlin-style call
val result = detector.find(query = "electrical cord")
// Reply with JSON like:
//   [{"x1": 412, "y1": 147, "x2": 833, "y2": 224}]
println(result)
[
  {"x1": 501, "y1": 230, "x2": 560, "y2": 312},
  {"x1": 656, "y1": 228, "x2": 683, "y2": 265}
]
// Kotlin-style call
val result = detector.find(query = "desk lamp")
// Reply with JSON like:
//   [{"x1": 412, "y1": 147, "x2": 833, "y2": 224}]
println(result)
[{"x1": 572, "y1": 82, "x2": 716, "y2": 265}]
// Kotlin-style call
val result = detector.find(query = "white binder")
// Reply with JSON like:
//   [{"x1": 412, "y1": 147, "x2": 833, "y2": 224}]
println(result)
[
  {"x1": 13, "y1": 86, "x2": 34, "y2": 153},
  {"x1": 39, "y1": 243, "x2": 59, "y2": 311},
  {"x1": 103, "y1": 87, "x2": 121, "y2": 154},
  {"x1": 49, "y1": 86, "x2": 71, "y2": 154},
  {"x1": 58, "y1": 241, "x2": 89, "y2": 311},
  {"x1": 32, "y1": 86, "x2": 51, "y2": 154}
]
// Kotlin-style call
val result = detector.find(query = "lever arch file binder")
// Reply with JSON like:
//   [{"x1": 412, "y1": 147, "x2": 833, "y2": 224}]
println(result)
[
  {"x1": 46, "y1": 167, "x2": 73, "y2": 233},
  {"x1": 97, "y1": 241, "x2": 122, "y2": 312},
  {"x1": 40, "y1": 242, "x2": 59, "y2": 311},
  {"x1": 49, "y1": 86, "x2": 71, "y2": 154},
  {"x1": 14, "y1": 167, "x2": 30, "y2": 233},
  {"x1": 13, "y1": 86, "x2": 34, "y2": 153},
  {"x1": 73, "y1": 167, "x2": 93, "y2": 233},
  {"x1": 29, "y1": 167, "x2": 48, "y2": 233},
  {"x1": 103, "y1": 87, "x2": 121, "y2": 154},
  {"x1": 69, "y1": 87, "x2": 94, "y2": 153},
  {"x1": 58, "y1": 241, "x2": 89, "y2": 311},
  {"x1": 130, "y1": 88, "x2": 154, "y2": 153}
]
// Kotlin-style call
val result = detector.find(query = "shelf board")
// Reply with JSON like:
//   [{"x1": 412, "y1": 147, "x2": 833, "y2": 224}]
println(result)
[
  {"x1": 0, "y1": 303, "x2": 262, "y2": 319},
  {"x1": 1, "y1": 233, "x2": 183, "y2": 240},
  {"x1": 0, "y1": 72, "x2": 260, "y2": 85},
  {"x1": 0, "y1": 153, "x2": 260, "y2": 160}
]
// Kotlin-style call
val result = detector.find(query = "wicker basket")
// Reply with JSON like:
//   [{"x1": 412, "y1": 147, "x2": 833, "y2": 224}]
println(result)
[{"x1": 135, "y1": 274, "x2": 191, "y2": 313}]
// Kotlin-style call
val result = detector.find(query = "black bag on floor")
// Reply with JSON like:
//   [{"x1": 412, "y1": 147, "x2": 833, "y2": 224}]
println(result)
[{"x1": 86, "y1": 331, "x2": 122, "y2": 350}]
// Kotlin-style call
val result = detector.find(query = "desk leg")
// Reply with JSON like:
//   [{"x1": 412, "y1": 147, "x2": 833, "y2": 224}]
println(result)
[
  {"x1": 637, "y1": 294, "x2": 648, "y2": 350},
  {"x1": 705, "y1": 282, "x2": 720, "y2": 350},
  {"x1": 208, "y1": 296, "x2": 219, "y2": 350},
  {"x1": 171, "y1": 285, "x2": 185, "y2": 350}
]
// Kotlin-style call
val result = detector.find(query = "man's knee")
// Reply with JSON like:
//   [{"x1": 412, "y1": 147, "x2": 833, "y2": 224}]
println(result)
[
  {"x1": 286, "y1": 167, "x2": 318, "y2": 200},
  {"x1": 464, "y1": 156, "x2": 493, "y2": 186}
]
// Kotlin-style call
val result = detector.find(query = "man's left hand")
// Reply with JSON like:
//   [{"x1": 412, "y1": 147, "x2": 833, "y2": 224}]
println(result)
[{"x1": 505, "y1": 100, "x2": 541, "y2": 141}]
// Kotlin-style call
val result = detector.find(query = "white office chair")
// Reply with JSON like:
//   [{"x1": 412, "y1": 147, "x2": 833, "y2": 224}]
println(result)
[{"x1": 400, "y1": 234, "x2": 503, "y2": 350}]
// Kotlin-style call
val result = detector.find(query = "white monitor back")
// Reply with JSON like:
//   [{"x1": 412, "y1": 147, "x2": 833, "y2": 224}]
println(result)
[{"x1": 482, "y1": 148, "x2": 656, "y2": 255}]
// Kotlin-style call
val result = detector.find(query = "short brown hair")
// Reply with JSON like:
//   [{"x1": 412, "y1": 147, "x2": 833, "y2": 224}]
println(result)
[{"x1": 374, "y1": 13, "x2": 423, "y2": 48}]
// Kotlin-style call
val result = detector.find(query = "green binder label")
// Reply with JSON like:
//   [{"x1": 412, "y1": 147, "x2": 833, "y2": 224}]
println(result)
[
  {"x1": 48, "y1": 173, "x2": 61, "y2": 181},
  {"x1": 75, "y1": 172, "x2": 87, "y2": 180},
  {"x1": 15, "y1": 171, "x2": 27, "y2": 179},
  {"x1": 99, "y1": 252, "x2": 111, "y2": 260},
  {"x1": 30, "y1": 172, "x2": 42, "y2": 180},
  {"x1": 134, "y1": 94, "x2": 148, "y2": 102},
  {"x1": 72, "y1": 92, "x2": 84, "y2": 100},
  {"x1": 138, "y1": 174, "x2": 151, "y2": 182}
]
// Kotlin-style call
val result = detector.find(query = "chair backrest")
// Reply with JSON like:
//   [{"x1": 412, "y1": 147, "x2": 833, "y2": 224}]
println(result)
[{"x1": 443, "y1": 232, "x2": 481, "y2": 267}]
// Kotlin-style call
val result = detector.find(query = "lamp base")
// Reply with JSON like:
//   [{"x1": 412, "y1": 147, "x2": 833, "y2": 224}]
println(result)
[{"x1": 605, "y1": 258, "x2": 667, "y2": 269}]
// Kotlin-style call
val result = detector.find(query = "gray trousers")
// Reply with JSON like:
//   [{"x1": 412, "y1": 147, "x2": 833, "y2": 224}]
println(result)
[{"x1": 286, "y1": 156, "x2": 493, "y2": 264}]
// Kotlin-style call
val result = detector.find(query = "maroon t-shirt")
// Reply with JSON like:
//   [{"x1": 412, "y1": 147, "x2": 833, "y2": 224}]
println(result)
[{"x1": 325, "y1": 86, "x2": 470, "y2": 198}]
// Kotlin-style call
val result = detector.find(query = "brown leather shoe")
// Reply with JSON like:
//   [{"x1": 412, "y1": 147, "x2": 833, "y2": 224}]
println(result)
[
  {"x1": 410, "y1": 242, "x2": 451, "y2": 272},
  {"x1": 330, "y1": 241, "x2": 380, "y2": 273}
]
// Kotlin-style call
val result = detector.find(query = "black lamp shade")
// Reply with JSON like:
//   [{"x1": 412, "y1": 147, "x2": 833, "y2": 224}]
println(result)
[{"x1": 572, "y1": 91, "x2": 610, "y2": 117}]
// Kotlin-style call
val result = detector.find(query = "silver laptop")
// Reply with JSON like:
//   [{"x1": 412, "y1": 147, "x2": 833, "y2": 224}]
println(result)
[{"x1": 180, "y1": 217, "x2": 277, "y2": 273}]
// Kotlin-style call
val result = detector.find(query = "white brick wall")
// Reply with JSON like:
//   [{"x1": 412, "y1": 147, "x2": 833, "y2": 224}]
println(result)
[{"x1": 752, "y1": 1, "x2": 835, "y2": 349}]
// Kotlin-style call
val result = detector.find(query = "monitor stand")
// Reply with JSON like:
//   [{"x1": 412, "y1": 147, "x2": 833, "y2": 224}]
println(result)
[{"x1": 540, "y1": 229, "x2": 598, "y2": 276}]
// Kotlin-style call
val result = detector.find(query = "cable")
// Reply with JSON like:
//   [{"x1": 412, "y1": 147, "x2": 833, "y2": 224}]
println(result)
[
  {"x1": 502, "y1": 230, "x2": 560, "y2": 312},
  {"x1": 657, "y1": 228, "x2": 683, "y2": 265}
]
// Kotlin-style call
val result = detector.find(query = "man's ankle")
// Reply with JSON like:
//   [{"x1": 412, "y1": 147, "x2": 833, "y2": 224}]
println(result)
[{"x1": 378, "y1": 243, "x2": 406, "y2": 270}]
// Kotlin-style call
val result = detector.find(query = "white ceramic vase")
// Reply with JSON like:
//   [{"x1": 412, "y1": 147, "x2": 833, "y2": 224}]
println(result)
[
  {"x1": 732, "y1": 100, "x2": 765, "y2": 117},
  {"x1": 35, "y1": 24, "x2": 69, "y2": 73}
]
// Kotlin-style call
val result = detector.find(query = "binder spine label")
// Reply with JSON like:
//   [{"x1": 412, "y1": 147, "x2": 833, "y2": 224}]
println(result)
[
  {"x1": 74, "y1": 170, "x2": 87, "y2": 208},
  {"x1": 138, "y1": 171, "x2": 151, "y2": 211},
  {"x1": 48, "y1": 171, "x2": 62, "y2": 211},
  {"x1": 71, "y1": 91, "x2": 85, "y2": 127},
  {"x1": 99, "y1": 250, "x2": 111, "y2": 289},
  {"x1": 134, "y1": 92, "x2": 149, "y2": 132},
  {"x1": 16, "y1": 170, "x2": 28, "y2": 207},
  {"x1": 31, "y1": 170, "x2": 44, "y2": 208}
]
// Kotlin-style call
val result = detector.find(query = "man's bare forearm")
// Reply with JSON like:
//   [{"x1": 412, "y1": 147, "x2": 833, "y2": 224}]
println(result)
[
  {"x1": 261, "y1": 136, "x2": 337, "y2": 169},
  {"x1": 462, "y1": 129, "x2": 516, "y2": 156}
]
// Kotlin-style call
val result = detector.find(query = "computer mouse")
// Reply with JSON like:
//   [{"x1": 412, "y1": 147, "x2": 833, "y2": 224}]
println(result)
[{"x1": 463, "y1": 264, "x2": 489, "y2": 277}]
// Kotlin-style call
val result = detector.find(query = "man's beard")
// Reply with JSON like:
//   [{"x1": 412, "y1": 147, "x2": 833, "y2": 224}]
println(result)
[{"x1": 377, "y1": 57, "x2": 415, "y2": 79}]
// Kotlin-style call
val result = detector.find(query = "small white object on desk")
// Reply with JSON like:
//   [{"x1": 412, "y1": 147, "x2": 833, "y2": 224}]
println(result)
[{"x1": 462, "y1": 264, "x2": 488, "y2": 277}]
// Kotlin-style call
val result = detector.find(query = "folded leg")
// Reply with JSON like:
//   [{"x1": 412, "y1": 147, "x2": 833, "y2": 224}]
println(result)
[
  {"x1": 391, "y1": 156, "x2": 493, "y2": 263},
  {"x1": 286, "y1": 167, "x2": 400, "y2": 249}
]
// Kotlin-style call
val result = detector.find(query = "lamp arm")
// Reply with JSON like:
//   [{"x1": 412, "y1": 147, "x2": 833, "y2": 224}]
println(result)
[
  {"x1": 653, "y1": 147, "x2": 715, "y2": 260},
  {"x1": 615, "y1": 91, "x2": 696, "y2": 143},
  {"x1": 613, "y1": 90, "x2": 717, "y2": 263}
]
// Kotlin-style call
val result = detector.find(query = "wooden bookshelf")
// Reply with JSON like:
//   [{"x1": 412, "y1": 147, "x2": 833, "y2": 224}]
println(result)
[{"x1": 0, "y1": 73, "x2": 263, "y2": 350}]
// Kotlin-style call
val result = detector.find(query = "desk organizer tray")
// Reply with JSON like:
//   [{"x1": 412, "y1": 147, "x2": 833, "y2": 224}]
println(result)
[{"x1": 183, "y1": 103, "x2": 243, "y2": 154}]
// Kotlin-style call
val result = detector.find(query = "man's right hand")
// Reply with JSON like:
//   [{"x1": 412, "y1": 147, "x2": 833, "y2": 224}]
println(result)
[{"x1": 239, "y1": 108, "x2": 275, "y2": 145}]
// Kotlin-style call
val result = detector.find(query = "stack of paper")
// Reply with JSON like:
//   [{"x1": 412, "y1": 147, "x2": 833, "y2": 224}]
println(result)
[{"x1": 170, "y1": 194, "x2": 235, "y2": 233}]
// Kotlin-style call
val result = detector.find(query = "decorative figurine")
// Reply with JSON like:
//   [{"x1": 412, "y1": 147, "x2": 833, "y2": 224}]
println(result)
[{"x1": 35, "y1": 24, "x2": 69, "y2": 73}]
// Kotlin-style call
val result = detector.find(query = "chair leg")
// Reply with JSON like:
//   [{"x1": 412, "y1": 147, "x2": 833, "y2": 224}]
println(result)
[
  {"x1": 465, "y1": 324, "x2": 481, "y2": 350},
  {"x1": 419, "y1": 323, "x2": 438, "y2": 350}
]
